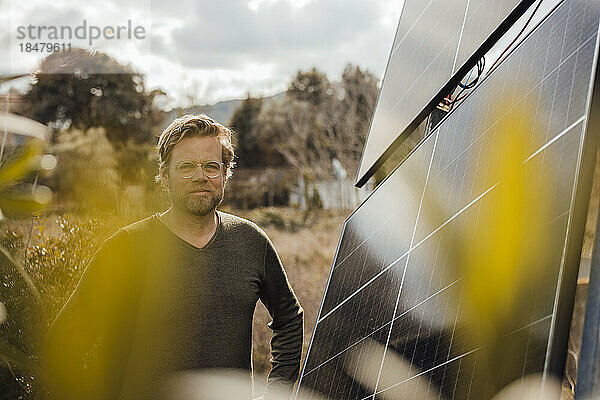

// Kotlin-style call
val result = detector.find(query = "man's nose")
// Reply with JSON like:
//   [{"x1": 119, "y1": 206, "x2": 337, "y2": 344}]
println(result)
[{"x1": 190, "y1": 167, "x2": 208, "y2": 181}]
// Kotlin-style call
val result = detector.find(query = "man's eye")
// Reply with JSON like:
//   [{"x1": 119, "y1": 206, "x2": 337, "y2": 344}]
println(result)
[
  {"x1": 177, "y1": 162, "x2": 196, "y2": 172},
  {"x1": 204, "y1": 162, "x2": 220, "y2": 173}
]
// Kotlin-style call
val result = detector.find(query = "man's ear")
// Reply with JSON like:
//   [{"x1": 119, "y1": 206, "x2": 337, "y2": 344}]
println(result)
[
  {"x1": 159, "y1": 169, "x2": 170, "y2": 193},
  {"x1": 222, "y1": 169, "x2": 229, "y2": 188}
]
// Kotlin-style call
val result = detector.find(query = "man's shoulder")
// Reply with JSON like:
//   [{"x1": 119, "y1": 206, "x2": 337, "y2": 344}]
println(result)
[
  {"x1": 93, "y1": 214, "x2": 168, "y2": 264},
  {"x1": 102, "y1": 214, "x2": 162, "y2": 247},
  {"x1": 217, "y1": 210, "x2": 270, "y2": 242},
  {"x1": 119, "y1": 214, "x2": 160, "y2": 235}
]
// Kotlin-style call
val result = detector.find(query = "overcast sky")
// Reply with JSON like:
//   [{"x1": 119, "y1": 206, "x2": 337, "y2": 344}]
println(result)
[{"x1": 0, "y1": 0, "x2": 405, "y2": 108}]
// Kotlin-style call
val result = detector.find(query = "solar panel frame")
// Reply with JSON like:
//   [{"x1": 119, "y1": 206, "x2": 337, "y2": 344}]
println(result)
[
  {"x1": 297, "y1": 0, "x2": 600, "y2": 397},
  {"x1": 355, "y1": 0, "x2": 537, "y2": 188},
  {"x1": 549, "y1": 13, "x2": 600, "y2": 378}
]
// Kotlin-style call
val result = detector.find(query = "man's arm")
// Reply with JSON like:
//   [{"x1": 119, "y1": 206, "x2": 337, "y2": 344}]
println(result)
[{"x1": 258, "y1": 236, "x2": 304, "y2": 393}]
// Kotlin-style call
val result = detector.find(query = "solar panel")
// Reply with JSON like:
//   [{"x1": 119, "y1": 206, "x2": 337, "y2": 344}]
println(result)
[
  {"x1": 356, "y1": 0, "x2": 537, "y2": 187},
  {"x1": 297, "y1": 0, "x2": 600, "y2": 398}
]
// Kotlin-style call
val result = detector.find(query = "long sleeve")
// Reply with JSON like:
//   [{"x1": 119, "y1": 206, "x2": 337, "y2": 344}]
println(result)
[{"x1": 258, "y1": 237, "x2": 304, "y2": 394}]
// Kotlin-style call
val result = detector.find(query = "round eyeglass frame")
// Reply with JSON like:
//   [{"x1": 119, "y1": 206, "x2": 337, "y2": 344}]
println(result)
[{"x1": 173, "y1": 160, "x2": 223, "y2": 179}]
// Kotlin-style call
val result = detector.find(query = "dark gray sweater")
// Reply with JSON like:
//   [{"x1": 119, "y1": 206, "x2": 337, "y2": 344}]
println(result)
[{"x1": 45, "y1": 211, "x2": 303, "y2": 400}]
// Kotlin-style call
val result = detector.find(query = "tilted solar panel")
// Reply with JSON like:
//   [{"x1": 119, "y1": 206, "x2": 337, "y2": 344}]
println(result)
[
  {"x1": 298, "y1": 0, "x2": 600, "y2": 398},
  {"x1": 356, "y1": 0, "x2": 537, "y2": 187}
]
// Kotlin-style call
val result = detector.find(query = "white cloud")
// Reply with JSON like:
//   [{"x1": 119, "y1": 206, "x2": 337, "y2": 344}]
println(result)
[{"x1": 0, "y1": 0, "x2": 403, "y2": 107}]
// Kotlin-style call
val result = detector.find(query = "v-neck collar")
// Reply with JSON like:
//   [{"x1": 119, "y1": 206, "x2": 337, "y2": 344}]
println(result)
[{"x1": 154, "y1": 210, "x2": 222, "y2": 250}]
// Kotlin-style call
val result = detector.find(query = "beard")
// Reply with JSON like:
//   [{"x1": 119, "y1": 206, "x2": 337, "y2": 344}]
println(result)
[{"x1": 173, "y1": 188, "x2": 223, "y2": 217}]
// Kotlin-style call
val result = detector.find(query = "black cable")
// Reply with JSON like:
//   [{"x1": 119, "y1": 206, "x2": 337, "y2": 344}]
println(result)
[
  {"x1": 458, "y1": 56, "x2": 485, "y2": 90},
  {"x1": 447, "y1": 0, "x2": 544, "y2": 108},
  {"x1": 487, "y1": 0, "x2": 544, "y2": 75},
  {"x1": 445, "y1": 55, "x2": 485, "y2": 110}
]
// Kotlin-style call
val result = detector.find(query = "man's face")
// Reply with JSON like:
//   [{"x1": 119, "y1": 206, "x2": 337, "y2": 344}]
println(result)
[{"x1": 165, "y1": 135, "x2": 225, "y2": 216}]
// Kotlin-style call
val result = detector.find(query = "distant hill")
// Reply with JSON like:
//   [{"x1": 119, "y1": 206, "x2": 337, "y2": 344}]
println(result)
[
  {"x1": 161, "y1": 99, "x2": 241, "y2": 128},
  {"x1": 161, "y1": 92, "x2": 285, "y2": 129}
]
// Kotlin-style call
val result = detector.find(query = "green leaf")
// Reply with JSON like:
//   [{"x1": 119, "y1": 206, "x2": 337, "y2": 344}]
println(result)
[
  {"x1": 0, "y1": 185, "x2": 52, "y2": 216},
  {"x1": 0, "y1": 143, "x2": 44, "y2": 191}
]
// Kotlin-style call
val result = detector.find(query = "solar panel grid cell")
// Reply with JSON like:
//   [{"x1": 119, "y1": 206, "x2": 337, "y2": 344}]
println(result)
[{"x1": 305, "y1": 260, "x2": 406, "y2": 373}]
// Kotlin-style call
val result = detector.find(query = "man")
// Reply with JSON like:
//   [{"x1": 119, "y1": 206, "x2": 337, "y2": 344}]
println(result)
[{"x1": 45, "y1": 114, "x2": 304, "y2": 400}]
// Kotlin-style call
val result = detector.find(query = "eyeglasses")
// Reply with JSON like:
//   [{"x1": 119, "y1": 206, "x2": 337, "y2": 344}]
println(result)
[{"x1": 173, "y1": 160, "x2": 223, "y2": 179}]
